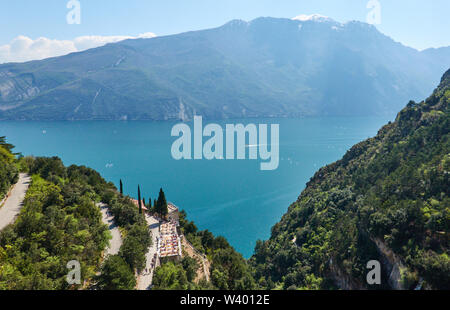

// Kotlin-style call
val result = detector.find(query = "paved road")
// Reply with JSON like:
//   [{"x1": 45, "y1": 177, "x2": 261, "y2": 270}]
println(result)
[
  {"x1": 98, "y1": 203, "x2": 122, "y2": 256},
  {"x1": 0, "y1": 174, "x2": 31, "y2": 231},
  {"x1": 137, "y1": 214, "x2": 160, "y2": 290}
]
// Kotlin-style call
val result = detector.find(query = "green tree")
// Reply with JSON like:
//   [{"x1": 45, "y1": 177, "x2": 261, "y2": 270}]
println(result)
[
  {"x1": 152, "y1": 262, "x2": 188, "y2": 290},
  {"x1": 182, "y1": 257, "x2": 199, "y2": 282},
  {"x1": 156, "y1": 188, "x2": 168, "y2": 218},
  {"x1": 0, "y1": 136, "x2": 16, "y2": 153},
  {"x1": 137, "y1": 185, "x2": 142, "y2": 214},
  {"x1": 119, "y1": 224, "x2": 151, "y2": 271},
  {"x1": 97, "y1": 255, "x2": 136, "y2": 290}
]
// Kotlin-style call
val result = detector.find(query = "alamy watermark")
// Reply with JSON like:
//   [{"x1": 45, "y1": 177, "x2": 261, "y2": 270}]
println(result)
[
  {"x1": 366, "y1": 260, "x2": 381, "y2": 285},
  {"x1": 66, "y1": 0, "x2": 81, "y2": 25},
  {"x1": 66, "y1": 260, "x2": 81, "y2": 285},
  {"x1": 366, "y1": 0, "x2": 381, "y2": 25},
  {"x1": 171, "y1": 116, "x2": 279, "y2": 171}
]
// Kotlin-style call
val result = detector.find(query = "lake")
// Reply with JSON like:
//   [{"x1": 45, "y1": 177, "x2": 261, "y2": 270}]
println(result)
[{"x1": 0, "y1": 116, "x2": 391, "y2": 258}]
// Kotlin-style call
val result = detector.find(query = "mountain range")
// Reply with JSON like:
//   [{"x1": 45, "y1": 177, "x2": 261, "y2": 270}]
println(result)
[{"x1": 0, "y1": 16, "x2": 449, "y2": 120}]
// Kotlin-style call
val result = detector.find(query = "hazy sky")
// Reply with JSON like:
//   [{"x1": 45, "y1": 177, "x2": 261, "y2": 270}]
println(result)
[{"x1": 0, "y1": 0, "x2": 449, "y2": 63}]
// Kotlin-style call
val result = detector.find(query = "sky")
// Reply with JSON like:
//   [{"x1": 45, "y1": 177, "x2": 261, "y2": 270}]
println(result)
[{"x1": 0, "y1": 0, "x2": 449, "y2": 63}]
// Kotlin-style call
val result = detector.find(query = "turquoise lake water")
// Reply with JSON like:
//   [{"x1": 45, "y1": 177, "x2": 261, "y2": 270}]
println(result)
[{"x1": 0, "y1": 117, "x2": 391, "y2": 258}]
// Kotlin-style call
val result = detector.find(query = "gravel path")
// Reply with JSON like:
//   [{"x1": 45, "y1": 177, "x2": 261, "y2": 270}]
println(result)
[
  {"x1": 0, "y1": 173, "x2": 31, "y2": 231},
  {"x1": 98, "y1": 203, "x2": 122, "y2": 256}
]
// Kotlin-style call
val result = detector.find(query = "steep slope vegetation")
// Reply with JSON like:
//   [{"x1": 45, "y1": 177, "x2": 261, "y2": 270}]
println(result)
[
  {"x1": 0, "y1": 157, "x2": 111, "y2": 289},
  {"x1": 0, "y1": 154, "x2": 151, "y2": 289},
  {"x1": 251, "y1": 70, "x2": 450, "y2": 290},
  {"x1": 1, "y1": 17, "x2": 449, "y2": 120},
  {"x1": 0, "y1": 137, "x2": 19, "y2": 200},
  {"x1": 0, "y1": 142, "x2": 254, "y2": 290}
]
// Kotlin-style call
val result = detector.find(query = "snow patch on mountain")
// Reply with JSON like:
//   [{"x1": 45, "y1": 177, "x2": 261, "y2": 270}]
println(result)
[{"x1": 292, "y1": 14, "x2": 333, "y2": 22}]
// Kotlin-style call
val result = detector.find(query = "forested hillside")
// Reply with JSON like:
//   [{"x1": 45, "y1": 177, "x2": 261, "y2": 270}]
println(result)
[
  {"x1": 0, "y1": 157, "x2": 111, "y2": 289},
  {"x1": 96, "y1": 193, "x2": 151, "y2": 290},
  {"x1": 251, "y1": 69, "x2": 450, "y2": 290},
  {"x1": 0, "y1": 142, "x2": 254, "y2": 290},
  {"x1": 0, "y1": 137, "x2": 18, "y2": 200},
  {"x1": 0, "y1": 155, "x2": 151, "y2": 289}
]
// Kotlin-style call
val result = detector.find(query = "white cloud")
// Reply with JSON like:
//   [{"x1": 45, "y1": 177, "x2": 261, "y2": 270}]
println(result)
[{"x1": 0, "y1": 32, "x2": 156, "y2": 64}]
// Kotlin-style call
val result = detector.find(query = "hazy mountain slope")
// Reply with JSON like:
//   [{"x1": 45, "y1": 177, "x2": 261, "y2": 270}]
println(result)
[
  {"x1": 0, "y1": 17, "x2": 449, "y2": 120},
  {"x1": 251, "y1": 69, "x2": 450, "y2": 290},
  {"x1": 422, "y1": 47, "x2": 450, "y2": 65}
]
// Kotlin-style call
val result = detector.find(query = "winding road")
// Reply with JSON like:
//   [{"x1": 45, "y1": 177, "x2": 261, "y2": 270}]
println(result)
[
  {"x1": 0, "y1": 173, "x2": 31, "y2": 231},
  {"x1": 98, "y1": 203, "x2": 123, "y2": 256},
  {"x1": 137, "y1": 213, "x2": 160, "y2": 290}
]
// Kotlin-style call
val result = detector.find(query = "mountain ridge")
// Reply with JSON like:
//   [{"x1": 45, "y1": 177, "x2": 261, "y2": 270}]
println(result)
[{"x1": 0, "y1": 16, "x2": 449, "y2": 120}]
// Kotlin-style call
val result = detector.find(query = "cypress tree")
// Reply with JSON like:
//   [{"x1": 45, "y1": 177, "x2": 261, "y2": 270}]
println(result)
[
  {"x1": 119, "y1": 179, "x2": 123, "y2": 195},
  {"x1": 157, "y1": 188, "x2": 168, "y2": 218},
  {"x1": 138, "y1": 185, "x2": 142, "y2": 214}
]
